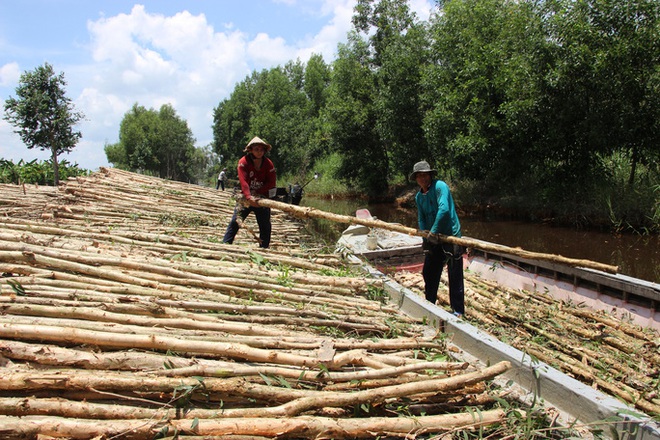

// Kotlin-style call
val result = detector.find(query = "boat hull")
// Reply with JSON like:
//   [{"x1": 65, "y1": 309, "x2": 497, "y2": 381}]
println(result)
[{"x1": 337, "y1": 224, "x2": 660, "y2": 331}]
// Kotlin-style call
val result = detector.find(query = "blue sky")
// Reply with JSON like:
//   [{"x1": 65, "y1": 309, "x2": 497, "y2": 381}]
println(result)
[{"x1": 0, "y1": 0, "x2": 433, "y2": 171}]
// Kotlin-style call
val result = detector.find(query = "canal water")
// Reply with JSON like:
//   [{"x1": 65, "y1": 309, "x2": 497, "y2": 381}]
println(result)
[{"x1": 301, "y1": 196, "x2": 660, "y2": 284}]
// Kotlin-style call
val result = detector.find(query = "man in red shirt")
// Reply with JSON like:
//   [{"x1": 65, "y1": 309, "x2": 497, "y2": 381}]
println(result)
[{"x1": 222, "y1": 136, "x2": 277, "y2": 248}]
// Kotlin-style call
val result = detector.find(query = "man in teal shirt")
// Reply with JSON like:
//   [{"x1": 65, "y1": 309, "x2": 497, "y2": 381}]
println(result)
[{"x1": 410, "y1": 161, "x2": 465, "y2": 317}]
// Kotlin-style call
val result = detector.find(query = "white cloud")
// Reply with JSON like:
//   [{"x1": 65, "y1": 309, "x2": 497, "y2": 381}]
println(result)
[
  {"x1": 410, "y1": 0, "x2": 435, "y2": 22},
  {"x1": 77, "y1": 3, "x2": 341, "y2": 167},
  {"x1": 296, "y1": 0, "x2": 354, "y2": 61},
  {"x1": 76, "y1": 4, "x2": 260, "y2": 167},
  {"x1": 0, "y1": 62, "x2": 21, "y2": 87},
  {"x1": 248, "y1": 33, "x2": 295, "y2": 67}
]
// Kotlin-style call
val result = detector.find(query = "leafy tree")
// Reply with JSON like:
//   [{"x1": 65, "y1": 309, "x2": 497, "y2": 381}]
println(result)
[
  {"x1": 107, "y1": 103, "x2": 197, "y2": 182},
  {"x1": 104, "y1": 141, "x2": 129, "y2": 170},
  {"x1": 117, "y1": 104, "x2": 160, "y2": 172},
  {"x1": 346, "y1": 0, "x2": 431, "y2": 187},
  {"x1": 423, "y1": 0, "x2": 548, "y2": 190},
  {"x1": 302, "y1": 54, "x2": 333, "y2": 175},
  {"x1": 304, "y1": 54, "x2": 331, "y2": 115},
  {"x1": 375, "y1": 19, "x2": 430, "y2": 180},
  {"x1": 324, "y1": 34, "x2": 388, "y2": 197},
  {"x1": 353, "y1": 0, "x2": 416, "y2": 67},
  {"x1": 542, "y1": 0, "x2": 660, "y2": 189},
  {"x1": 213, "y1": 74, "x2": 260, "y2": 170},
  {"x1": 3, "y1": 62, "x2": 84, "y2": 186},
  {"x1": 213, "y1": 61, "x2": 330, "y2": 181},
  {"x1": 156, "y1": 104, "x2": 197, "y2": 181},
  {"x1": 249, "y1": 66, "x2": 310, "y2": 174}
]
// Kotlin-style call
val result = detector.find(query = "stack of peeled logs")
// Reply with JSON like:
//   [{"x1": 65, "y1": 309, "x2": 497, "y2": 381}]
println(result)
[{"x1": 0, "y1": 168, "x2": 525, "y2": 439}]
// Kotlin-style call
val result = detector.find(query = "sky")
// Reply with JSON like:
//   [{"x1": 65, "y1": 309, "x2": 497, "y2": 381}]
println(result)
[{"x1": 0, "y1": 0, "x2": 434, "y2": 171}]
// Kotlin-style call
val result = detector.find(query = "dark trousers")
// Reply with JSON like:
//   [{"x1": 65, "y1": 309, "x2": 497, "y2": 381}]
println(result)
[
  {"x1": 223, "y1": 206, "x2": 271, "y2": 248},
  {"x1": 422, "y1": 242, "x2": 465, "y2": 314},
  {"x1": 216, "y1": 179, "x2": 225, "y2": 190}
]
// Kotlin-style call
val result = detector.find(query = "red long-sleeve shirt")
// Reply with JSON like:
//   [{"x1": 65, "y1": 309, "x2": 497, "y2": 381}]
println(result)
[{"x1": 237, "y1": 154, "x2": 276, "y2": 199}]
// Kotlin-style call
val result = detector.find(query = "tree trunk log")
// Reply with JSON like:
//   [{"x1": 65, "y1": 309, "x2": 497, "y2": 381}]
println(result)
[
  {"x1": 246, "y1": 197, "x2": 619, "y2": 274},
  {"x1": 0, "y1": 409, "x2": 509, "y2": 440}
]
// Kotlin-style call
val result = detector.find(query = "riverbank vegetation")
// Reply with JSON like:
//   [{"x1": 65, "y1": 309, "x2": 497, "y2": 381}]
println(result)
[{"x1": 210, "y1": 0, "x2": 658, "y2": 233}]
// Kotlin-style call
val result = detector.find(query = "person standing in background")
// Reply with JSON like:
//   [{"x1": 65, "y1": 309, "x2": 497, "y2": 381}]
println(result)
[
  {"x1": 410, "y1": 160, "x2": 466, "y2": 317},
  {"x1": 216, "y1": 168, "x2": 227, "y2": 190},
  {"x1": 223, "y1": 137, "x2": 276, "y2": 248}
]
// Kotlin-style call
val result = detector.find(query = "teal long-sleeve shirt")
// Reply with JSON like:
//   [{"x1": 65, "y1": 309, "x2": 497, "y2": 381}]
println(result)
[{"x1": 415, "y1": 179, "x2": 462, "y2": 237}]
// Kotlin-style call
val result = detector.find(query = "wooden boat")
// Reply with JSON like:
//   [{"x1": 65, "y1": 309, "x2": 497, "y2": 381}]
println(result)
[
  {"x1": 2, "y1": 172, "x2": 658, "y2": 439},
  {"x1": 467, "y1": 241, "x2": 660, "y2": 331}
]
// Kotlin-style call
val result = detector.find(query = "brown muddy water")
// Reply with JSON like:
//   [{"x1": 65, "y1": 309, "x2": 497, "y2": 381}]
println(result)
[{"x1": 301, "y1": 196, "x2": 660, "y2": 284}]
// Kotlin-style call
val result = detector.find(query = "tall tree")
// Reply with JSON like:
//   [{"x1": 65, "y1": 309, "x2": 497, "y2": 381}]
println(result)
[
  {"x1": 249, "y1": 66, "x2": 309, "y2": 175},
  {"x1": 213, "y1": 73, "x2": 260, "y2": 170},
  {"x1": 324, "y1": 35, "x2": 388, "y2": 197},
  {"x1": 302, "y1": 54, "x2": 333, "y2": 174},
  {"x1": 213, "y1": 63, "x2": 324, "y2": 180},
  {"x1": 155, "y1": 104, "x2": 197, "y2": 181},
  {"x1": 351, "y1": 0, "x2": 430, "y2": 185},
  {"x1": 304, "y1": 54, "x2": 331, "y2": 115},
  {"x1": 423, "y1": 0, "x2": 548, "y2": 190},
  {"x1": 3, "y1": 62, "x2": 84, "y2": 186},
  {"x1": 376, "y1": 21, "x2": 430, "y2": 179},
  {"x1": 353, "y1": 0, "x2": 415, "y2": 67}
]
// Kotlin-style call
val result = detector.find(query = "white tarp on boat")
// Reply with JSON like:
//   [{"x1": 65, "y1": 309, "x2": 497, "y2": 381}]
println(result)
[{"x1": 337, "y1": 224, "x2": 422, "y2": 256}]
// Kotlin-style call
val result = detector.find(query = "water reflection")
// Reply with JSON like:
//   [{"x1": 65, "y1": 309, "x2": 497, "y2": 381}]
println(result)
[{"x1": 301, "y1": 197, "x2": 659, "y2": 283}]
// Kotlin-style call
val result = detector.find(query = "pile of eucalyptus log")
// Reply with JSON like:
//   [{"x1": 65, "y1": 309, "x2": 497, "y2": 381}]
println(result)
[
  {"x1": 394, "y1": 270, "x2": 660, "y2": 418},
  {"x1": 0, "y1": 168, "x2": 523, "y2": 440}
]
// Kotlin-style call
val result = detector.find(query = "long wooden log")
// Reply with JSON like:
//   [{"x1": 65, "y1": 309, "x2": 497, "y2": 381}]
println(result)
[
  {"x1": 156, "y1": 359, "x2": 468, "y2": 381},
  {"x1": 244, "y1": 197, "x2": 619, "y2": 274},
  {"x1": 0, "y1": 361, "x2": 511, "y2": 419},
  {"x1": 0, "y1": 324, "x2": 323, "y2": 368},
  {"x1": 0, "y1": 409, "x2": 510, "y2": 440}
]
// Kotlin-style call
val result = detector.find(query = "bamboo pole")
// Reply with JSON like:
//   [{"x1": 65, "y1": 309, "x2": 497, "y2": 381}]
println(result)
[{"x1": 244, "y1": 197, "x2": 619, "y2": 274}]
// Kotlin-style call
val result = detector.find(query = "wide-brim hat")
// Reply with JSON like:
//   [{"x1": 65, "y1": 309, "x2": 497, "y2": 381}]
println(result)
[
  {"x1": 244, "y1": 136, "x2": 272, "y2": 153},
  {"x1": 409, "y1": 161, "x2": 436, "y2": 181}
]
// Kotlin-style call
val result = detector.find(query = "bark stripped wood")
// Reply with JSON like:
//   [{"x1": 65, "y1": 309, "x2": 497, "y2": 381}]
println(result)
[
  {"x1": 0, "y1": 409, "x2": 510, "y2": 440},
  {"x1": 0, "y1": 361, "x2": 509, "y2": 419},
  {"x1": 0, "y1": 323, "x2": 341, "y2": 368},
  {"x1": 155, "y1": 359, "x2": 469, "y2": 381}
]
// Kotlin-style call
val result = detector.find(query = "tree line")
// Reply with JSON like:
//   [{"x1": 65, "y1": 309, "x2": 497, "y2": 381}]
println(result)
[
  {"x1": 213, "y1": 0, "x2": 659, "y2": 230},
  {"x1": 4, "y1": 0, "x2": 658, "y2": 230}
]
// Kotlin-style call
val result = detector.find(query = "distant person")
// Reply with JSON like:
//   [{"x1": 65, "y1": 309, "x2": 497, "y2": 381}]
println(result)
[
  {"x1": 410, "y1": 160, "x2": 465, "y2": 317},
  {"x1": 223, "y1": 137, "x2": 276, "y2": 248},
  {"x1": 216, "y1": 168, "x2": 227, "y2": 190}
]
